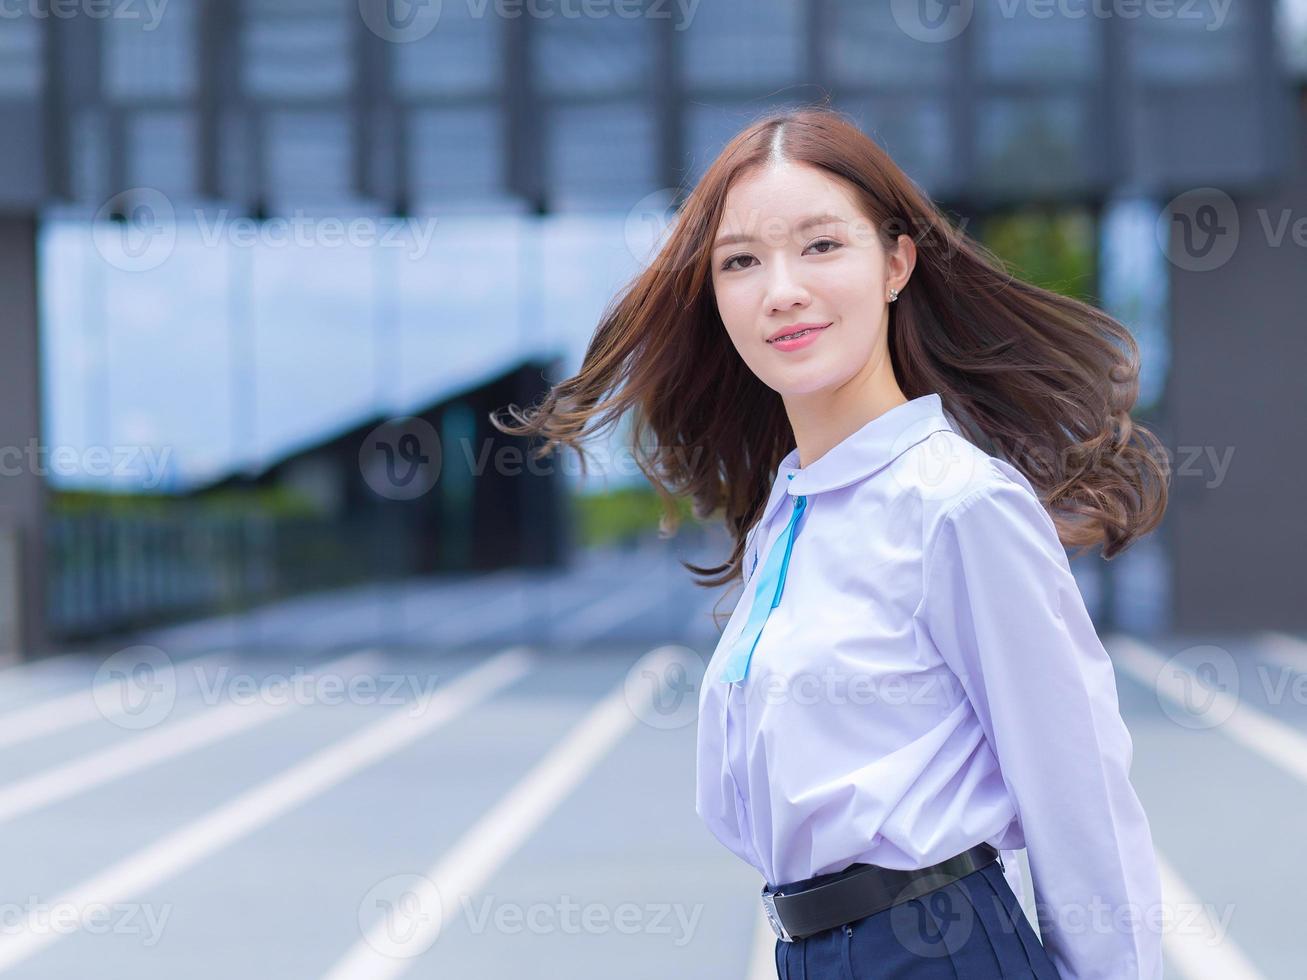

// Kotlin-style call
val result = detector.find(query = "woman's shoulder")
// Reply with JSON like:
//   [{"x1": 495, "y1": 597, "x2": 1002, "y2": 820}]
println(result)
[{"x1": 892, "y1": 431, "x2": 1050, "y2": 539}]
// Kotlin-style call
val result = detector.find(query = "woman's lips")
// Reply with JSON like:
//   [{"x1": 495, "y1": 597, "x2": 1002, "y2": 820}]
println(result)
[{"x1": 767, "y1": 323, "x2": 829, "y2": 351}]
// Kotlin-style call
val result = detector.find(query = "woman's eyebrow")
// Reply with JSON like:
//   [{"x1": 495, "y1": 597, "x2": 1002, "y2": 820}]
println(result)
[{"x1": 712, "y1": 213, "x2": 848, "y2": 250}]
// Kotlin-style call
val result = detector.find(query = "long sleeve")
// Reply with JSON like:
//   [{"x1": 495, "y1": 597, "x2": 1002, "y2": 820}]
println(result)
[{"x1": 918, "y1": 479, "x2": 1164, "y2": 980}]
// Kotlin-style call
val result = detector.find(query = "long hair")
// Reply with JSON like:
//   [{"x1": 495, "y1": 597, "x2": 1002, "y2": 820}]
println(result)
[{"x1": 490, "y1": 106, "x2": 1169, "y2": 622}]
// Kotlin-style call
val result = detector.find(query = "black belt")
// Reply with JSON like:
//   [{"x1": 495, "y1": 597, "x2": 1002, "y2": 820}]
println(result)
[{"x1": 760, "y1": 843, "x2": 1001, "y2": 942}]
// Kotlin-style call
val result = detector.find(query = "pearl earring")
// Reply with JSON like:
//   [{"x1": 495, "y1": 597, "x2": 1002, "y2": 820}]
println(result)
[{"x1": 888, "y1": 287, "x2": 899, "y2": 302}]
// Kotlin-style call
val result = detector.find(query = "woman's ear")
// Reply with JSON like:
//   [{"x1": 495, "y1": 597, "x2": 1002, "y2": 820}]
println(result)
[{"x1": 887, "y1": 233, "x2": 917, "y2": 296}]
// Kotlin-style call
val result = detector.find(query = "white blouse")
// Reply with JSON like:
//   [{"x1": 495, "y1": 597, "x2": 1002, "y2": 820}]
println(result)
[{"x1": 695, "y1": 392, "x2": 1164, "y2": 979}]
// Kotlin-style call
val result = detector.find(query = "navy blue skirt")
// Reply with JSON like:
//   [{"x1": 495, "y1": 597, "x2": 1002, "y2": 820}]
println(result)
[{"x1": 774, "y1": 860, "x2": 1060, "y2": 979}]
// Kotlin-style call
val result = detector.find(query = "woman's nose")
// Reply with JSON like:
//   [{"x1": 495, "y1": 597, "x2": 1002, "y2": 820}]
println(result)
[{"x1": 765, "y1": 265, "x2": 809, "y2": 312}]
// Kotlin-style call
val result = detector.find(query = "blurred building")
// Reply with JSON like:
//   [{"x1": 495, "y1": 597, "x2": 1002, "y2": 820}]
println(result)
[{"x1": 0, "y1": 1, "x2": 1301, "y2": 653}]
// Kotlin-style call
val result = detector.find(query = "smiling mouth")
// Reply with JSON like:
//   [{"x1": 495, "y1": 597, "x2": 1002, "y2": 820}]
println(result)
[{"x1": 768, "y1": 324, "x2": 829, "y2": 344}]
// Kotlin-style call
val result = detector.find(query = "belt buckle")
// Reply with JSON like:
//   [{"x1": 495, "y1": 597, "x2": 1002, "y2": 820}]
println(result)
[{"x1": 760, "y1": 887, "x2": 794, "y2": 942}]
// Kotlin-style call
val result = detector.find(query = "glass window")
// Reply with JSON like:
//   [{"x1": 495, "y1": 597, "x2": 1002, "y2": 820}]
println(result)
[
  {"x1": 535, "y1": 15, "x2": 653, "y2": 96},
  {"x1": 0, "y1": 17, "x2": 41, "y2": 98},
  {"x1": 839, "y1": 95, "x2": 955, "y2": 198},
  {"x1": 408, "y1": 107, "x2": 506, "y2": 203},
  {"x1": 977, "y1": 96, "x2": 1092, "y2": 196},
  {"x1": 546, "y1": 103, "x2": 658, "y2": 207},
  {"x1": 264, "y1": 111, "x2": 354, "y2": 202},
  {"x1": 1129, "y1": 2, "x2": 1251, "y2": 82},
  {"x1": 975, "y1": 2, "x2": 1098, "y2": 82},
  {"x1": 104, "y1": 0, "x2": 198, "y2": 101},
  {"x1": 681, "y1": 0, "x2": 802, "y2": 89},
  {"x1": 126, "y1": 111, "x2": 198, "y2": 197},
  {"x1": 242, "y1": 0, "x2": 353, "y2": 100},
  {"x1": 827, "y1": 0, "x2": 954, "y2": 86},
  {"x1": 71, "y1": 108, "x2": 110, "y2": 204},
  {"x1": 394, "y1": 5, "x2": 500, "y2": 97}
]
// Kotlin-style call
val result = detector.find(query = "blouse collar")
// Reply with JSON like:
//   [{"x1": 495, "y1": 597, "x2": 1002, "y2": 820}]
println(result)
[{"x1": 755, "y1": 392, "x2": 958, "y2": 531}]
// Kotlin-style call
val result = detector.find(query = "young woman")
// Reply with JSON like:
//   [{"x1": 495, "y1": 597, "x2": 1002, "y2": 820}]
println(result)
[{"x1": 492, "y1": 107, "x2": 1168, "y2": 978}]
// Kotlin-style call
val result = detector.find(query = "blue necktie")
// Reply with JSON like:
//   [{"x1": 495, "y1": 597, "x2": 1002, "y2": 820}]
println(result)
[{"x1": 719, "y1": 488, "x2": 807, "y2": 683}]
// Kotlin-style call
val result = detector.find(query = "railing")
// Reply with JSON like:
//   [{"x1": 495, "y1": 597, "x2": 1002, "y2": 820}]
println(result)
[{"x1": 45, "y1": 511, "x2": 419, "y2": 641}]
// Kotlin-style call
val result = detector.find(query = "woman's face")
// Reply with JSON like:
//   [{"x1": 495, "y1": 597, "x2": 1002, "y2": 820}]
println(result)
[{"x1": 709, "y1": 161, "x2": 912, "y2": 397}]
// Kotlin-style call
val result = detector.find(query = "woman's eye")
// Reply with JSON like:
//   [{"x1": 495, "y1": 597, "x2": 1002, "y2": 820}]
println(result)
[{"x1": 719, "y1": 239, "x2": 840, "y2": 272}]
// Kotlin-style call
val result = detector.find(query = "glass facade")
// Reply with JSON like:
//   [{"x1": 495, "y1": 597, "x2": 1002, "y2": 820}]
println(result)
[{"x1": 0, "y1": 0, "x2": 1281, "y2": 210}]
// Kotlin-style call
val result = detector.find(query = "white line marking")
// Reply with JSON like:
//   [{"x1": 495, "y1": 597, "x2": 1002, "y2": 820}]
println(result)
[
  {"x1": 1108, "y1": 634, "x2": 1307, "y2": 785},
  {"x1": 0, "y1": 647, "x2": 534, "y2": 973},
  {"x1": 0, "y1": 651, "x2": 379, "y2": 825},
  {"x1": 1155, "y1": 848, "x2": 1265, "y2": 979},
  {"x1": 324, "y1": 666, "x2": 638, "y2": 978},
  {"x1": 0, "y1": 652, "x2": 230, "y2": 751}
]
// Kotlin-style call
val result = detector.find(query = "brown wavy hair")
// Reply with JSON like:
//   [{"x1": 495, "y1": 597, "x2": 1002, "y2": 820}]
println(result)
[{"x1": 489, "y1": 106, "x2": 1169, "y2": 619}]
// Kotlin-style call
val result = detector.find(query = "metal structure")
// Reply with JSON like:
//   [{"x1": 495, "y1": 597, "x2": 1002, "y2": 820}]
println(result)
[{"x1": 0, "y1": 0, "x2": 1290, "y2": 215}]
